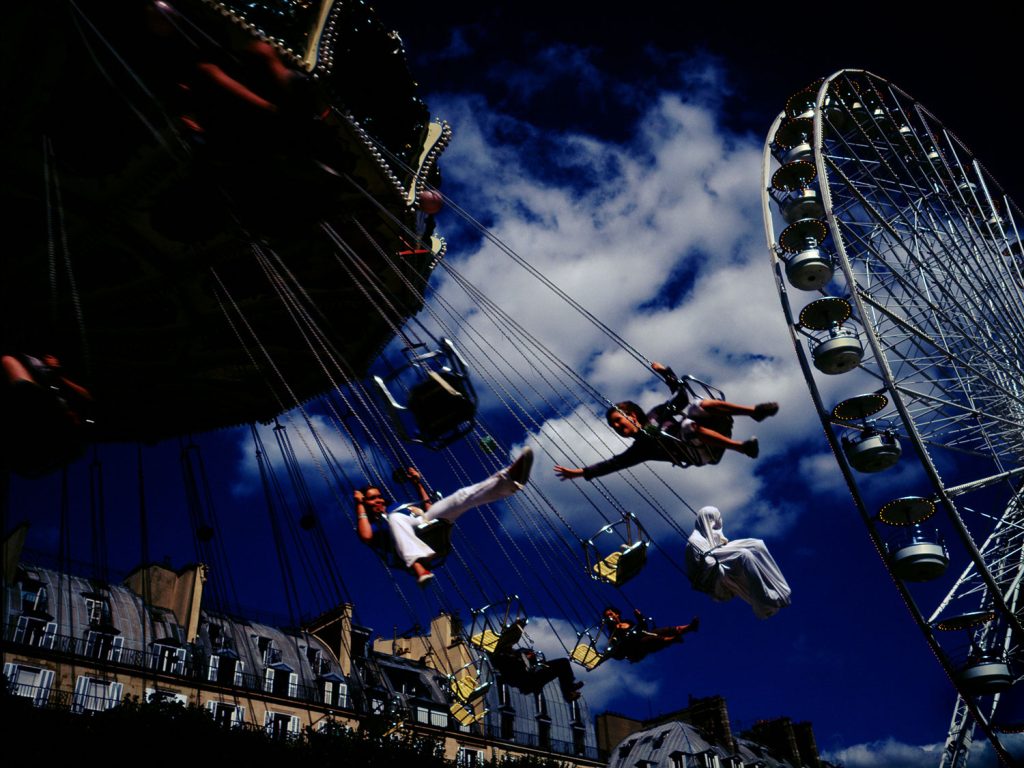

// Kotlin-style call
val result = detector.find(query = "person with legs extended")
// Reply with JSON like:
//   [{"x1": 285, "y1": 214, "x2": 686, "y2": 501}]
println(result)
[
  {"x1": 555, "y1": 362, "x2": 778, "y2": 481},
  {"x1": 354, "y1": 449, "x2": 534, "y2": 584}
]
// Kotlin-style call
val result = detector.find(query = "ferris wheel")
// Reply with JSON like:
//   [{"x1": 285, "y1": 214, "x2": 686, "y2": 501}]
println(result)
[{"x1": 761, "y1": 70, "x2": 1024, "y2": 767}]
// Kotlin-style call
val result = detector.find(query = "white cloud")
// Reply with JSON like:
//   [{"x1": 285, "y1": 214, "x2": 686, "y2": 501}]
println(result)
[
  {"x1": 416, "y1": 76, "x2": 838, "y2": 548},
  {"x1": 232, "y1": 413, "x2": 367, "y2": 501},
  {"x1": 823, "y1": 738, "x2": 941, "y2": 768},
  {"x1": 823, "y1": 735, "x2": 1024, "y2": 768}
]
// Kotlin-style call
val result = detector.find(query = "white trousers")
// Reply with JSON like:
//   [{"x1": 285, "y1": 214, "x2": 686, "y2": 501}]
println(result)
[{"x1": 387, "y1": 469, "x2": 521, "y2": 568}]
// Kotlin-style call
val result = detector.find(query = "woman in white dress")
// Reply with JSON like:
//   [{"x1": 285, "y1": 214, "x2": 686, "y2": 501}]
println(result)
[{"x1": 685, "y1": 505, "x2": 791, "y2": 619}]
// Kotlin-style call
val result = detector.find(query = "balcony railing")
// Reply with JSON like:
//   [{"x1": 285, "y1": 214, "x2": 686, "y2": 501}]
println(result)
[
  {"x1": 2, "y1": 622, "x2": 340, "y2": 709},
  {"x1": 3, "y1": 622, "x2": 601, "y2": 760}
]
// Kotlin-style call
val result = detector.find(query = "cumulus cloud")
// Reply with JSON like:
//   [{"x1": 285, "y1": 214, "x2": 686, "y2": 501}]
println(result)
[
  {"x1": 823, "y1": 735, "x2": 1024, "y2": 768},
  {"x1": 823, "y1": 738, "x2": 941, "y2": 768},
  {"x1": 415, "y1": 65, "x2": 828, "y2": 545},
  {"x1": 232, "y1": 413, "x2": 367, "y2": 502}
]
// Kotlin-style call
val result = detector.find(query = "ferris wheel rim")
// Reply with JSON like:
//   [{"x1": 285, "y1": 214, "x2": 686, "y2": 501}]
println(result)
[{"x1": 763, "y1": 69, "x2": 1024, "y2": 766}]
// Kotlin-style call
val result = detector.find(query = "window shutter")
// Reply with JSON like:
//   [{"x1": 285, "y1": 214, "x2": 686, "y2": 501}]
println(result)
[
  {"x1": 108, "y1": 682, "x2": 124, "y2": 708},
  {"x1": 208, "y1": 654, "x2": 219, "y2": 681},
  {"x1": 235, "y1": 705, "x2": 245, "y2": 725},
  {"x1": 3, "y1": 663, "x2": 16, "y2": 684},
  {"x1": 43, "y1": 622, "x2": 57, "y2": 649},
  {"x1": 111, "y1": 635, "x2": 124, "y2": 662},
  {"x1": 288, "y1": 671, "x2": 298, "y2": 697},
  {"x1": 36, "y1": 669, "x2": 55, "y2": 706},
  {"x1": 264, "y1": 667, "x2": 274, "y2": 693},
  {"x1": 289, "y1": 715, "x2": 301, "y2": 735},
  {"x1": 264, "y1": 711, "x2": 273, "y2": 728},
  {"x1": 72, "y1": 676, "x2": 90, "y2": 712},
  {"x1": 207, "y1": 700, "x2": 218, "y2": 714},
  {"x1": 234, "y1": 659, "x2": 244, "y2": 686}
]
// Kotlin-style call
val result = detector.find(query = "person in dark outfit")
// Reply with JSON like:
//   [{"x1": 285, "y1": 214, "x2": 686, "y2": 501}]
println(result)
[
  {"x1": 489, "y1": 619, "x2": 583, "y2": 702},
  {"x1": 554, "y1": 362, "x2": 778, "y2": 481},
  {"x1": 1, "y1": 353, "x2": 93, "y2": 477},
  {"x1": 602, "y1": 606, "x2": 699, "y2": 663}
]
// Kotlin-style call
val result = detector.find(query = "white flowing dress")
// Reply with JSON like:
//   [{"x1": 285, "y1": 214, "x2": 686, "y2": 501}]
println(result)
[{"x1": 685, "y1": 506, "x2": 791, "y2": 619}]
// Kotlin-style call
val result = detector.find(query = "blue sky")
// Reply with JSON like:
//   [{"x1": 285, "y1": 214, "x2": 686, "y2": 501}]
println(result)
[{"x1": 8, "y1": 4, "x2": 1024, "y2": 767}]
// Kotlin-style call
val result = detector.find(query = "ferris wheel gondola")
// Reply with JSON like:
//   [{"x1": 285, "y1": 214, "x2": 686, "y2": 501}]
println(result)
[{"x1": 762, "y1": 69, "x2": 1024, "y2": 767}]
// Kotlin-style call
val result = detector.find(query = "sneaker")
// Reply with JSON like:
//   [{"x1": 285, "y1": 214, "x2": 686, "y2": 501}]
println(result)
[
  {"x1": 417, "y1": 571, "x2": 435, "y2": 586},
  {"x1": 564, "y1": 690, "x2": 582, "y2": 702},
  {"x1": 506, "y1": 447, "x2": 534, "y2": 487},
  {"x1": 741, "y1": 438, "x2": 759, "y2": 459},
  {"x1": 752, "y1": 402, "x2": 779, "y2": 422}
]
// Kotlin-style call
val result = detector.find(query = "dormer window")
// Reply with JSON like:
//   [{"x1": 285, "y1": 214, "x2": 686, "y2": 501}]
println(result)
[
  {"x1": 208, "y1": 651, "x2": 244, "y2": 686},
  {"x1": 264, "y1": 663, "x2": 298, "y2": 697},
  {"x1": 20, "y1": 579, "x2": 48, "y2": 613},
  {"x1": 84, "y1": 629, "x2": 123, "y2": 662},
  {"x1": 534, "y1": 691, "x2": 549, "y2": 718},
  {"x1": 306, "y1": 646, "x2": 328, "y2": 676},
  {"x1": 256, "y1": 636, "x2": 281, "y2": 666},
  {"x1": 13, "y1": 615, "x2": 56, "y2": 648},
  {"x1": 151, "y1": 642, "x2": 187, "y2": 675},
  {"x1": 84, "y1": 596, "x2": 111, "y2": 626}
]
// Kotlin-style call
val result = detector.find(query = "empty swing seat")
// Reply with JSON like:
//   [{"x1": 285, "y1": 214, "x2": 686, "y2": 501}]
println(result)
[
  {"x1": 407, "y1": 371, "x2": 476, "y2": 437},
  {"x1": 450, "y1": 673, "x2": 491, "y2": 703},
  {"x1": 570, "y1": 643, "x2": 604, "y2": 671},
  {"x1": 468, "y1": 629, "x2": 502, "y2": 653},
  {"x1": 592, "y1": 542, "x2": 649, "y2": 586},
  {"x1": 450, "y1": 700, "x2": 487, "y2": 726}
]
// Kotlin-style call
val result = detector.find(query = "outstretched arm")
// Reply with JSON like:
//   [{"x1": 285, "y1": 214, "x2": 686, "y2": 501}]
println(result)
[
  {"x1": 574, "y1": 442, "x2": 652, "y2": 480},
  {"x1": 554, "y1": 465, "x2": 585, "y2": 481}
]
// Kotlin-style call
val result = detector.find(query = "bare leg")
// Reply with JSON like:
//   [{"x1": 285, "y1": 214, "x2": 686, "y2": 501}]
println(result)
[{"x1": 2, "y1": 356, "x2": 34, "y2": 384}]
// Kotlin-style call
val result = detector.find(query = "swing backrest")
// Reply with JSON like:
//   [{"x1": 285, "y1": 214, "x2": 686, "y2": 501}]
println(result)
[
  {"x1": 407, "y1": 370, "x2": 477, "y2": 445},
  {"x1": 374, "y1": 338, "x2": 479, "y2": 451},
  {"x1": 592, "y1": 541, "x2": 649, "y2": 586},
  {"x1": 584, "y1": 514, "x2": 651, "y2": 587}
]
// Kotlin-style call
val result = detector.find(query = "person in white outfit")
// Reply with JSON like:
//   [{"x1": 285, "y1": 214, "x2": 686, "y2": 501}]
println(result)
[
  {"x1": 354, "y1": 449, "x2": 533, "y2": 584},
  {"x1": 685, "y1": 505, "x2": 791, "y2": 619}
]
